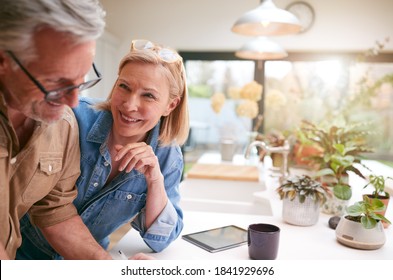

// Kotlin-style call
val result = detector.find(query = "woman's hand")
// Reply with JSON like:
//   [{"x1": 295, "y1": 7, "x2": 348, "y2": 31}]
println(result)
[
  {"x1": 113, "y1": 142, "x2": 168, "y2": 228},
  {"x1": 113, "y1": 142, "x2": 163, "y2": 183}
]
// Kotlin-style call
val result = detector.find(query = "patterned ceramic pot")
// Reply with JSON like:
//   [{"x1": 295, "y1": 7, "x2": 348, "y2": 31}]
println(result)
[
  {"x1": 282, "y1": 196, "x2": 320, "y2": 226},
  {"x1": 321, "y1": 194, "x2": 349, "y2": 216},
  {"x1": 320, "y1": 175, "x2": 350, "y2": 216}
]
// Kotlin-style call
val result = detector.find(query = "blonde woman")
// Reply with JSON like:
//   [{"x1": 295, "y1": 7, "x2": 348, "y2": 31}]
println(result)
[{"x1": 17, "y1": 39, "x2": 189, "y2": 259}]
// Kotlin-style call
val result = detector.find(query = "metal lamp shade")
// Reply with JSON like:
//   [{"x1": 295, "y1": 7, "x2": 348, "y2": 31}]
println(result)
[
  {"x1": 232, "y1": 0, "x2": 301, "y2": 36},
  {"x1": 235, "y1": 37, "x2": 288, "y2": 60}
]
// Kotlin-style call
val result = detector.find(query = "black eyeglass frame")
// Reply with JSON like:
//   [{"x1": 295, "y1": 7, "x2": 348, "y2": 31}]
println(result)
[{"x1": 6, "y1": 50, "x2": 102, "y2": 102}]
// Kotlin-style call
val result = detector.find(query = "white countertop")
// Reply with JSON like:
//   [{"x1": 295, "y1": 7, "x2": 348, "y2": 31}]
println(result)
[
  {"x1": 110, "y1": 154, "x2": 393, "y2": 260},
  {"x1": 111, "y1": 210, "x2": 392, "y2": 260}
]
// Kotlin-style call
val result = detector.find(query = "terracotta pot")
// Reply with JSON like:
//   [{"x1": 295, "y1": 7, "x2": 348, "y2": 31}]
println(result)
[
  {"x1": 292, "y1": 143, "x2": 322, "y2": 168},
  {"x1": 336, "y1": 216, "x2": 386, "y2": 250}
]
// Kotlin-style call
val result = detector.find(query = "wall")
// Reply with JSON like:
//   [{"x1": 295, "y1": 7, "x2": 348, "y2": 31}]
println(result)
[
  {"x1": 99, "y1": 0, "x2": 393, "y2": 56},
  {"x1": 84, "y1": 32, "x2": 120, "y2": 99}
]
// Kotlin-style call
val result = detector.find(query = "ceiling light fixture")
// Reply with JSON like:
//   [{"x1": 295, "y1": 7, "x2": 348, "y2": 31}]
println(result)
[
  {"x1": 232, "y1": 0, "x2": 302, "y2": 36},
  {"x1": 235, "y1": 36, "x2": 288, "y2": 60}
]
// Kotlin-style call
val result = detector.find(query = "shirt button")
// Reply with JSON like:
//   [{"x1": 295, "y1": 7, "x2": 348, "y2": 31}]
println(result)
[
  {"x1": 10, "y1": 157, "x2": 17, "y2": 164},
  {"x1": 126, "y1": 194, "x2": 133, "y2": 200},
  {"x1": 104, "y1": 161, "x2": 109, "y2": 167},
  {"x1": 93, "y1": 182, "x2": 99, "y2": 187}
]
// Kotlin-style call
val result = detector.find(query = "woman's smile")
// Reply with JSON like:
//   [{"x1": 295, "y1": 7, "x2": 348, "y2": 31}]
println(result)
[{"x1": 119, "y1": 111, "x2": 142, "y2": 124}]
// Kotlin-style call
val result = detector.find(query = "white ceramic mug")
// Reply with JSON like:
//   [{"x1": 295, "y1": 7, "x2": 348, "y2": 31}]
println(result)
[{"x1": 220, "y1": 139, "x2": 236, "y2": 161}]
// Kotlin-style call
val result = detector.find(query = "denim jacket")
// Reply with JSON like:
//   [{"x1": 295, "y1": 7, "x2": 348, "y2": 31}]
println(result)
[{"x1": 17, "y1": 97, "x2": 184, "y2": 259}]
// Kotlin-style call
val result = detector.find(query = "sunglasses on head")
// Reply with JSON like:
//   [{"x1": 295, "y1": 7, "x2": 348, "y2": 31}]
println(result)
[{"x1": 130, "y1": 39, "x2": 182, "y2": 63}]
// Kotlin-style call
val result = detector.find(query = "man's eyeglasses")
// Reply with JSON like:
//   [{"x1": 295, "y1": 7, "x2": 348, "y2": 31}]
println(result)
[
  {"x1": 6, "y1": 51, "x2": 102, "y2": 102},
  {"x1": 130, "y1": 39, "x2": 182, "y2": 63}
]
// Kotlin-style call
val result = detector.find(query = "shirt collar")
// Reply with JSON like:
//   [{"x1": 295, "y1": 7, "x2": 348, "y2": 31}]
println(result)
[{"x1": 86, "y1": 110, "x2": 112, "y2": 144}]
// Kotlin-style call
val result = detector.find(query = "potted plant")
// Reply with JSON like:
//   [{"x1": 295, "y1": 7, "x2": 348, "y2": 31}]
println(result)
[
  {"x1": 290, "y1": 127, "x2": 323, "y2": 170},
  {"x1": 335, "y1": 196, "x2": 391, "y2": 250},
  {"x1": 363, "y1": 174, "x2": 392, "y2": 228},
  {"x1": 299, "y1": 119, "x2": 373, "y2": 215},
  {"x1": 256, "y1": 130, "x2": 286, "y2": 169},
  {"x1": 277, "y1": 175, "x2": 328, "y2": 226}
]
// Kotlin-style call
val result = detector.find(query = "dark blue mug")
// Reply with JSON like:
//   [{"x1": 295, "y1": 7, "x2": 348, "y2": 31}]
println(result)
[{"x1": 248, "y1": 223, "x2": 280, "y2": 260}]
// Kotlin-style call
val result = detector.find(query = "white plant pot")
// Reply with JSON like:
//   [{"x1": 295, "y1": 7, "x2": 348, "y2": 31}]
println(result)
[
  {"x1": 335, "y1": 216, "x2": 386, "y2": 250},
  {"x1": 321, "y1": 195, "x2": 349, "y2": 216},
  {"x1": 282, "y1": 196, "x2": 320, "y2": 226},
  {"x1": 319, "y1": 177, "x2": 350, "y2": 216}
]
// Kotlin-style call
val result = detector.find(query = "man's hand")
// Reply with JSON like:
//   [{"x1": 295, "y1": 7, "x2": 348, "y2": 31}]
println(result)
[
  {"x1": 41, "y1": 216, "x2": 112, "y2": 260},
  {"x1": 0, "y1": 243, "x2": 10, "y2": 260},
  {"x1": 130, "y1": 252, "x2": 156, "y2": 260}
]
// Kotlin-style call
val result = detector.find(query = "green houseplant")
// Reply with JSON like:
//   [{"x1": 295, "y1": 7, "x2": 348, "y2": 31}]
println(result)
[
  {"x1": 335, "y1": 196, "x2": 391, "y2": 250},
  {"x1": 363, "y1": 174, "x2": 392, "y2": 228},
  {"x1": 298, "y1": 119, "x2": 373, "y2": 215},
  {"x1": 347, "y1": 196, "x2": 391, "y2": 228},
  {"x1": 363, "y1": 174, "x2": 392, "y2": 199},
  {"x1": 290, "y1": 127, "x2": 323, "y2": 169},
  {"x1": 277, "y1": 175, "x2": 328, "y2": 226}
]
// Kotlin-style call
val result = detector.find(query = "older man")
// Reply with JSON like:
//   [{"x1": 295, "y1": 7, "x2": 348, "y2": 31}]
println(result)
[{"x1": 0, "y1": 0, "x2": 113, "y2": 259}]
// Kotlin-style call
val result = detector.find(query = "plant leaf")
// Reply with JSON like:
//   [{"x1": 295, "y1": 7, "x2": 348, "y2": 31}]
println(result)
[
  {"x1": 361, "y1": 216, "x2": 377, "y2": 229},
  {"x1": 333, "y1": 184, "x2": 352, "y2": 200}
]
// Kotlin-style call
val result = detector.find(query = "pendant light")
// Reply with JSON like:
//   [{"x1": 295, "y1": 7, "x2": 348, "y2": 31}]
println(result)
[
  {"x1": 235, "y1": 36, "x2": 288, "y2": 60},
  {"x1": 232, "y1": 0, "x2": 302, "y2": 36}
]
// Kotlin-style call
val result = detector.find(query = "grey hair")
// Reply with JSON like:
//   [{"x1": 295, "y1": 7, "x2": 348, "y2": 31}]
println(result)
[{"x1": 0, "y1": 0, "x2": 106, "y2": 62}]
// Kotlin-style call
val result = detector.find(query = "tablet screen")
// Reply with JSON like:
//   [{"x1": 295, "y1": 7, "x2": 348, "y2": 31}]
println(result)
[{"x1": 182, "y1": 225, "x2": 248, "y2": 253}]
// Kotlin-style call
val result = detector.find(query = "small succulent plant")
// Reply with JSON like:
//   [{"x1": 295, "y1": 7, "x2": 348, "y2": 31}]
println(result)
[
  {"x1": 277, "y1": 175, "x2": 328, "y2": 206},
  {"x1": 346, "y1": 196, "x2": 391, "y2": 229}
]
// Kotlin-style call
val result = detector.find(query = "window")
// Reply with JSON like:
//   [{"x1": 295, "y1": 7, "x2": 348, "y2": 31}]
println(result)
[
  {"x1": 181, "y1": 52, "x2": 256, "y2": 151},
  {"x1": 181, "y1": 51, "x2": 393, "y2": 160}
]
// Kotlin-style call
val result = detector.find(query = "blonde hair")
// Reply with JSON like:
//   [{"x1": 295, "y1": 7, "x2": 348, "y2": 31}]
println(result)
[{"x1": 95, "y1": 42, "x2": 189, "y2": 146}]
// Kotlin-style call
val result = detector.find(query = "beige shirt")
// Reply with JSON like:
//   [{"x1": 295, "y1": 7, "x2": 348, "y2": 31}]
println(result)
[{"x1": 0, "y1": 94, "x2": 80, "y2": 259}]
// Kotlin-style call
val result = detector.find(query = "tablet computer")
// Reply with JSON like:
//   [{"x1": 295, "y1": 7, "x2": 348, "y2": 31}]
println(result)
[{"x1": 182, "y1": 225, "x2": 248, "y2": 253}]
